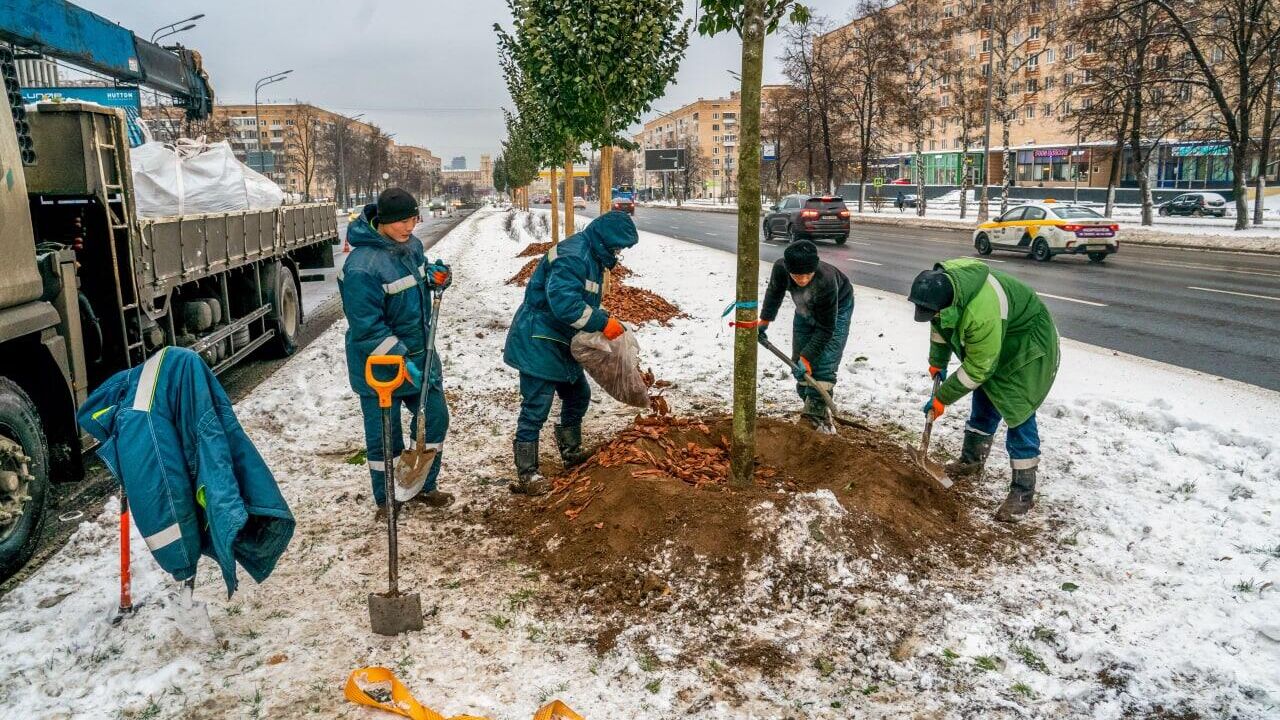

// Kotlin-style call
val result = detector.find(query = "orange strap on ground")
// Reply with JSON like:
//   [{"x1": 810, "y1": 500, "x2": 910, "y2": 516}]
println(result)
[{"x1": 344, "y1": 667, "x2": 583, "y2": 720}]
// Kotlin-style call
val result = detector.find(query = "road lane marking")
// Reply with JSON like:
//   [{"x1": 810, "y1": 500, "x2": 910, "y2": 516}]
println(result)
[
  {"x1": 1187, "y1": 286, "x2": 1280, "y2": 302},
  {"x1": 844, "y1": 257, "x2": 883, "y2": 266},
  {"x1": 1140, "y1": 259, "x2": 1280, "y2": 279},
  {"x1": 1036, "y1": 292, "x2": 1108, "y2": 307},
  {"x1": 981, "y1": 258, "x2": 1007, "y2": 262}
]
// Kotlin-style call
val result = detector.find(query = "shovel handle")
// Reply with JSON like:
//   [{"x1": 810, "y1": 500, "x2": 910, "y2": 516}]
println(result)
[{"x1": 365, "y1": 355, "x2": 408, "y2": 409}]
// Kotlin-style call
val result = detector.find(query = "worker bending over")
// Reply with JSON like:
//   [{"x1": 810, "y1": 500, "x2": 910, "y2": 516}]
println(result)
[
  {"x1": 758, "y1": 240, "x2": 854, "y2": 431},
  {"x1": 503, "y1": 211, "x2": 639, "y2": 495},
  {"x1": 908, "y1": 258, "x2": 1060, "y2": 522}
]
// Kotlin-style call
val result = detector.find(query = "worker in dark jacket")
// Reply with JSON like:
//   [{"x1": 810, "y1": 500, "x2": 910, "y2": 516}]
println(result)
[
  {"x1": 78, "y1": 346, "x2": 294, "y2": 597},
  {"x1": 503, "y1": 211, "x2": 639, "y2": 495},
  {"x1": 339, "y1": 188, "x2": 453, "y2": 519},
  {"x1": 758, "y1": 240, "x2": 855, "y2": 431}
]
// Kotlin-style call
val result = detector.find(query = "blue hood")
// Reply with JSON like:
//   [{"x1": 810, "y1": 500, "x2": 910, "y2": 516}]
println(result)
[
  {"x1": 347, "y1": 203, "x2": 407, "y2": 251},
  {"x1": 581, "y1": 211, "x2": 639, "y2": 269}
]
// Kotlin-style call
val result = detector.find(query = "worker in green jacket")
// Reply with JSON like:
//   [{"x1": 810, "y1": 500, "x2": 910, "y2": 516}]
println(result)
[{"x1": 908, "y1": 258, "x2": 1060, "y2": 522}]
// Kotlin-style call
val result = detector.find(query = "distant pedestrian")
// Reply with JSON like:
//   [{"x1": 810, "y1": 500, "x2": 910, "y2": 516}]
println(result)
[{"x1": 895, "y1": 190, "x2": 905, "y2": 212}]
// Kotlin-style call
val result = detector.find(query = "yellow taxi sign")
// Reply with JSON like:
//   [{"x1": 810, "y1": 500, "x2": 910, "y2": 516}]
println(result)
[{"x1": 1042, "y1": 198, "x2": 1057, "y2": 203}]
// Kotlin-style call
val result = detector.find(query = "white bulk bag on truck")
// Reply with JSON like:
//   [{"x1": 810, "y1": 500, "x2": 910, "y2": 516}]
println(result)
[{"x1": 130, "y1": 138, "x2": 284, "y2": 218}]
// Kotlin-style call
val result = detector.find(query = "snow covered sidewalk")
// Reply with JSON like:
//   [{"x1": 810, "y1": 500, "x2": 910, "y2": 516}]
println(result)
[{"x1": 0, "y1": 208, "x2": 1276, "y2": 719}]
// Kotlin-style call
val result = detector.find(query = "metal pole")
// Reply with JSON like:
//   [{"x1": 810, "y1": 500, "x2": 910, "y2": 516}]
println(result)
[
  {"x1": 338, "y1": 124, "x2": 347, "y2": 208},
  {"x1": 979, "y1": 2, "x2": 995, "y2": 222}
]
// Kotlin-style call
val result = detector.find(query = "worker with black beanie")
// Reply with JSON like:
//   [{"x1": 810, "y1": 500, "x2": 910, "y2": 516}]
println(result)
[{"x1": 758, "y1": 240, "x2": 855, "y2": 431}]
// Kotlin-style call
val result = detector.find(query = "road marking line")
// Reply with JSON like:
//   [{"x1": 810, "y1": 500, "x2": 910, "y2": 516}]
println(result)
[
  {"x1": 1141, "y1": 260, "x2": 1280, "y2": 279},
  {"x1": 705, "y1": 232, "x2": 717, "y2": 236},
  {"x1": 1036, "y1": 292, "x2": 1108, "y2": 307},
  {"x1": 982, "y1": 258, "x2": 1007, "y2": 263},
  {"x1": 1187, "y1": 286, "x2": 1280, "y2": 302},
  {"x1": 845, "y1": 258, "x2": 883, "y2": 266}
]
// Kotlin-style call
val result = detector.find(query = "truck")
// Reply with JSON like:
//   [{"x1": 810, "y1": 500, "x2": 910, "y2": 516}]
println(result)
[{"x1": 0, "y1": 49, "x2": 337, "y2": 577}]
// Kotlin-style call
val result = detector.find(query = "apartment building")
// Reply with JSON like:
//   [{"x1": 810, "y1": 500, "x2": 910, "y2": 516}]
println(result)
[
  {"x1": 821, "y1": 1, "x2": 1253, "y2": 191},
  {"x1": 440, "y1": 154, "x2": 493, "y2": 192},
  {"x1": 633, "y1": 92, "x2": 742, "y2": 197}
]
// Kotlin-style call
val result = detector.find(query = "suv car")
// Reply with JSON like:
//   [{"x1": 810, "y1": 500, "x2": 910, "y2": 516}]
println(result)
[
  {"x1": 763, "y1": 195, "x2": 851, "y2": 245},
  {"x1": 1158, "y1": 192, "x2": 1228, "y2": 217}
]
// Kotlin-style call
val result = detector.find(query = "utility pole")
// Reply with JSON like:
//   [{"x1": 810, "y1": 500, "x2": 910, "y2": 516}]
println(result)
[{"x1": 253, "y1": 70, "x2": 292, "y2": 173}]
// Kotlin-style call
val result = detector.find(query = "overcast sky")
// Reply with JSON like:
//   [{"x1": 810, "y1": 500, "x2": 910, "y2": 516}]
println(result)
[{"x1": 82, "y1": 0, "x2": 855, "y2": 166}]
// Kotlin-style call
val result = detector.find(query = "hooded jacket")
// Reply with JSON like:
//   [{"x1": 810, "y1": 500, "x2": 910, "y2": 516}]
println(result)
[
  {"x1": 760, "y1": 258, "x2": 853, "y2": 361},
  {"x1": 339, "y1": 204, "x2": 442, "y2": 397},
  {"x1": 928, "y1": 258, "x2": 1060, "y2": 426},
  {"x1": 503, "y1": 211, "x2": 639, "y2": 382},
  {"x1": 78, "y1": 346, "x2": 294, "y2": 596}
]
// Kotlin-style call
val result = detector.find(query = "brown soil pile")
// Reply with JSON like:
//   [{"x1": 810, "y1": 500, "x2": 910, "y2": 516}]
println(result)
[
  {"x1": 517, "y1": 241, "x2": 555, "y2": 258},
  {"x1": 490, "y1": 415, "x2": 1024, "y2": 612},
  {"x1": 602, "y1": 283, "x2": 687, "y2": 325},
  {"x1": 505, "y1": 257, "x2": 540, "y2": 286}
]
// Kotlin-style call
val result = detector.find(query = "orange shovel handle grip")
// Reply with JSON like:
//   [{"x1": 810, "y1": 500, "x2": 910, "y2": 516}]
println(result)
[{"x1": 365, "y1": 355, "x2": 408, "y2": 408}]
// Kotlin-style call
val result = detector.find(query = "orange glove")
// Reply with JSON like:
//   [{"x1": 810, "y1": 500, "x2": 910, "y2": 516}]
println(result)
[
  {"x1": 603, "y1": 317, "x2": 625, "y2": 340},
  {"x1": 923, "y1": 396, "x2": 945, "y2": 419},
  {"x1": 929, "y1": 365, "x2": 947, "y2": 381},
  {"x1": 791, "y1": 356, "x2": 813, "y2": 382},
  {"x1": 432, "y1": 270, "x2": 449, "y2": 287}
]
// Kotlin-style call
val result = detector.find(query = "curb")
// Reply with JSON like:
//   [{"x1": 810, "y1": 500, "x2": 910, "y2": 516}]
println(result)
[{"x1": 641, "y1": 203, "x2": 1280, "y2": 255}]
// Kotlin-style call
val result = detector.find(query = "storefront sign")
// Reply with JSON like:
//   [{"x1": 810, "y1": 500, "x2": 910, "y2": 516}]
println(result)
[
  {"x1": 22, "y1": 86, "x2": 145, "y2": 146},
  {"x1": 1032, "y1": 148, "x2": 1070, "y2": 158},
  {"x1": 1172, "y1": 143, "x2": 1229, "y2": 157}
]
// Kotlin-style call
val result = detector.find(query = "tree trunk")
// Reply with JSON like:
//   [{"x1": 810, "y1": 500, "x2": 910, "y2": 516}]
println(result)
[
  {"x1": 1253, "y1": 77, "x2": 1274, "y2": 226},
  {"x1": 1000, "y1": 118, "x2": 1012, "y2": 215},
  {"x1": 599, "y1": 145, "x2": 614, "y2": 215},
  {"x1": 1130, "y1": 102, "x2": 1154, "y2": 226},
  {"x1": 730, "y1": 0, "x2": 766, "y2": 489},
  {"x1": 1232, "y1": 146, "x2": 1249, "y2": 231},
  {"x1": 550, "y1": 167, "x2": 560, "y2": 243},
  {"x1": 564, "y1": 159, "x2": 575, "y2": 234},
  {"x1": 914, "y1": 138, "x2": 926, "y2": 217},
  {"x1": 1105, "y1": 96, "x2": 1131, "y2": 218},
  {"x1": 959, "y1": 142, "x2": 970, "y2": 220}
]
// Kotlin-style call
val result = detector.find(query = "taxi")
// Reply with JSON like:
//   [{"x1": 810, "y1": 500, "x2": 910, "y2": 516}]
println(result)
[{"x1": 973, "y1": 200, "x2": 1120, "y2": 263}]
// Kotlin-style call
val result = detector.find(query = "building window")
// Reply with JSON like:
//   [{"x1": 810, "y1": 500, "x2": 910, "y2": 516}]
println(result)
[
  {"x1": 713, "y1": 147, "x2": 719, "y2": 154},
  {"x1": 1045, "y1": 48, "x2": 1055, "y2": 64},
  {"x1": 982, "y1": 38, "x2": 991, "y2": 52},
  {"x1": 1082, "y1": 97, "x2": 1093, "y2": 109},
  {"x1": 1027, "y1": 78, "x2": 1039, "y2": 92},
  {"x1": 713, "y1": 135, "x2": 720, "y2": 142},
  {"x1": 1046, "y1": 76, "x2": 1056, "y2": 90},
  {"x1": 1027, "y1": 54, "x2": 1038, "y2": 68},
  {"x1": 713, "y1": 158, "x2": 720, "y2": 165},
  {"x1": 1085, "y1": 40, "x2": 1097, "y2": 54},
  {"x1": 981, "y1": 63, "x2": 991, "y2": 77},
  {"x1": 1030, "y1": 25, "x2": 1040, "y2": 39},
  {"x1": 1064, "y1": 72, "x2": 1074, "y2": 86},
  {"x1": 1042, "y1": 102, "x2": 1053, "y2": 117},
  {"x1": 969, "y1": 44, "x2": 977, "y2": 59},
  {"x1": 1064, "y1": 44, "x2": 1074, "y2": 60},
  {"x1": 1025, "y1": 105, "x2": 1035, "y2": 119},
  {"x1": 1212, "y1": 47, "x2": 1225, "y2": 63},
  {"x1": 713, "y1": 112, "x2": 720, "y2": 119}
]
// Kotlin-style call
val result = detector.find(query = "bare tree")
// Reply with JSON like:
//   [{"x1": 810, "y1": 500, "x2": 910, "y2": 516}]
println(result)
[
  {"x1": 783, "y1": 14, "x2": 851, "y2": 194},
  {"x1": 1148, "y1": 0, "x2": 1280, "y2": 229},
  {"x1": 832, "y1": 0, "x2": 901, "y2": 212},
  {"x1": 677, "y1": 132, "x2": 707, "y2": 201},
  {"x1": 281, "y1": 105, "x2": 323, "y2": 201},
  {"x1": 889, "y1": 0, "x2": 947, "y2": 216},
  {"x1": 761, "y1": 85, "x2": 807, "y2": 201}
]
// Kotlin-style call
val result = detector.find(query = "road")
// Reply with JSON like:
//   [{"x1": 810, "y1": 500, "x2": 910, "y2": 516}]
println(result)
[
  {"x1": 0, "y1": 211, "x2": 469, "y2": 596},
  {"x1": 567, "y1": 203, "x2": 1280, "y2": 391}
]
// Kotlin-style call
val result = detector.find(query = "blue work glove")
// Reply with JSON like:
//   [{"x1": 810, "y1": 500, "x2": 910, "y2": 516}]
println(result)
[
  {"x1": 426, "y1": 260, "x2": 452, "y2": 290},
  {"x1": 756, "y1": 320, "x2": 770, "y2": 345},
  {"x1": 405, "y1": 361, "x2": 423, "y2": 387},
  {"x1": 929, "y1": 365, "x2": 947, "y2": 382},
  {"x1": 792, "y1": 357, "x2": 812, "y2": 382}
]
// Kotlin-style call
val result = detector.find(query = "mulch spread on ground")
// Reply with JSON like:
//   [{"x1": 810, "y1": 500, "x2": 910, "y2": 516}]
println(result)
[
  {"x1": 488, "y1": 415, "x2": 1032, "y2": 615},
  {"x1": 516, "y1": 241, "x2": 555, "y2": 258}
]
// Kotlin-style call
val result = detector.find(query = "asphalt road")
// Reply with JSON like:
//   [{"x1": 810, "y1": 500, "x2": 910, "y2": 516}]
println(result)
[{"x1": 566, "y1": 203, "x2": 1280, "y2": 392}]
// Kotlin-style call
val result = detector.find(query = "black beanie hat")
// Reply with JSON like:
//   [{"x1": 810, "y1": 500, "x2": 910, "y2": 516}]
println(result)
[
  {"x1": 783, "y1": 240, "x2": 820, "y2": 274},
  {"x1": 376, "y1": 188, "x2": 419, "y2": 225},
  {"x1": 908, "y1": 268, "x2": 955, "y2": 322}
]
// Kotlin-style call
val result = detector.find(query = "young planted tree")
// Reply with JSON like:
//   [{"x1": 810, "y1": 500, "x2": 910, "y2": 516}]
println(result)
[
  {"x1": 1149, "y1": 0, "x2": 1280, "y2": 229},
  {"x1": 699, "y1": 0, "x2": 809, "y2": 488}
]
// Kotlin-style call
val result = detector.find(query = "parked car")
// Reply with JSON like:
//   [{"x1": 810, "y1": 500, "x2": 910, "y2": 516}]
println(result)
[
  {"x1": 894, "y1": 191, "x2": 920, "y2": 210},
  {"x1": 611, "y1": 196, "x2": 636, "y2": 214},
  {"x1": 973, "y1": 201, "x2": 1119, "y2": 263},
  {"x1": 572, "y1": 196, "x2": 587, "y2": 209},
  {"x1": 889, "y1": 177, "x2": 913, "y2": 185},
  {"x1": 1157, "y1": 192, "x2": 1227, "y2": 217},
  {"x1": 533, "y1": 194, "x2": 551, "y2": 204},
  {"x1": 762, "y1": 194, "x2": 851, "y2": 245}
]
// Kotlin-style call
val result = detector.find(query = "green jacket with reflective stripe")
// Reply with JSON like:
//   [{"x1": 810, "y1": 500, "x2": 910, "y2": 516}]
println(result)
[{"x1": 928, "y1": 258, "x2": 1060, "y2": 426}]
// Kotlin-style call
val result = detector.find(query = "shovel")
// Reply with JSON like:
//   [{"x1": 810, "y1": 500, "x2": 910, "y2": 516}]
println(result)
[
  {"x1": 364, "y1": 355, "x2": 424, "y2": 636},
  {"x1": 758, "y1": 336, "x2": 869, "y2": 432},
  {"x1": 398, "y1": 287, "x2": 444, "y2": 500},
  {"x1": 908, "y1": 376, "x2": 953, "y2": 489}
]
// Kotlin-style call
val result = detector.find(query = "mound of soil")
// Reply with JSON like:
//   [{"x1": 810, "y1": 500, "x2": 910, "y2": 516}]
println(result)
[
  {"x1": 490, "y1": 415, "x2": 1024, "y2": 613},
  {"x1": 602, "y1": 283, "x2": 687, "y2": 325},
  {"x1": 516, "y1": 241, "x2": 555, "y2": 258},
  {"x1": 506, "y1": 257, "x2": 540, "y2": 286}
]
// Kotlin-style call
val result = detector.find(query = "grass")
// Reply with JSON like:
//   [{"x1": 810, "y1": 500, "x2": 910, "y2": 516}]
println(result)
[
  {"x1": 135, "y1": 700, "x2": 162, "y2": 720},
  {"x1": 1011, "y1": 642, "x2": 1049, "y2": 673},
  {"x1": 225, "y1": 605, "x2": 242, "y2": 616},
  {"x1": 536, "y1": 681, "x2": 568, "y2": 704},
  {"x1": 813, "y1": 656, "x2": 836, "y2": 677},
  {"x1": 644, "y1": 678, "x2": 662, "y2": 694},
  {"x1": 395, "y1": 654, "x2": 415, "y2": 674},
  {"x1": 507, "y1": 589, "x2": 535, "y2": 611},
  {"x1": 637, "y1": 652, "x2": 661, "y2": 672},
  {"x1": 1032, "y1": 626, "x2": 1057, "y2": 643},
  {"x1": 345, "y1": 449, "x2": 367, "y2": 465},
  {"x1": 1175, "y1": 481, "x2": 1197, "y2": 496},
  {"x1": 940, "y1": 648, "x2": 959, "y2": 667},
  {"x1": 526, "y1": 625, "x2": 546, "y2": 643},
  {"x1": 1234, "y1": 579, "x2": 1257, "y2": 593},
  {"x1": 244, "y1": 688, "x2": 263, "y2": 720},
  {"x1": 1011, "y1": 682, "x2": 1037, "y2": 699},
  {"x1": 488, "y1": 614, "x2": 511, "y2": 630},
  {"x1": 974, "y1": 655, "x2": 999, "y2": 672},
  {"x1": 861, "y1": 684, "x2": 880, "y2": 696}
]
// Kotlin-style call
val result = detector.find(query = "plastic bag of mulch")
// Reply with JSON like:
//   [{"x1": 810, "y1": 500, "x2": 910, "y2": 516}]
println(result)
[{"x1": 571, "y1": 328, "x2": 650, "y2": 408}]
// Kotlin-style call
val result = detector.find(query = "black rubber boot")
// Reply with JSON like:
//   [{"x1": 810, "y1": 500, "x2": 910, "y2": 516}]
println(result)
[
  {"x1": 408, "y1": 490, "x2": 454, "y2": 508},
  {"x1": 553, "y1": 424, "x2": 591, "y2": 467},
  {"x1": 945, "y1": 430, "x2": 994, "y2": 478},
  {"x1": 995, "y1": 465, "x2": 1037, "y2": 523},
  {"x1": 510, "y1": 440, "x2": 549, "y2": 496}
]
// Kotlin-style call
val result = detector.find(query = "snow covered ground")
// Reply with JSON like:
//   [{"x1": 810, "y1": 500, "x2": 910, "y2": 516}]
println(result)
[{"x1": 1, "y1": 208, "x2": 1276, "y2": 719}]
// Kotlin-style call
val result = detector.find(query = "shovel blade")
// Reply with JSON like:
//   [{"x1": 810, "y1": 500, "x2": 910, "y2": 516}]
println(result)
[
  {"x1": 908, "y1": 449, "x2": 953, "y2": 490},
  {"x1": 368, "y1": 591, "x2": 424, "y2": 636},
  {"x1": 394, "y1": 449, "x2": 437, "y2": 501}
]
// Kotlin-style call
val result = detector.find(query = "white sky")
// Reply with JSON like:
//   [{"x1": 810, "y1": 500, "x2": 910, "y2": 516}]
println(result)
[{"x1": 79, "y1": 0, "x2": 856, "y2": 165}]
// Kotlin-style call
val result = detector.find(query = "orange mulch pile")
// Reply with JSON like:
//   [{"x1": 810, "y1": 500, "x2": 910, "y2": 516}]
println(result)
[
  {"x1": 551, "y1": 416, "x2": 781, "y2": 520},
  {"x1": 517, "y1": 241, "x2": 555, "y2": 258},
  {"x1": 506, "y1": 257, "x2": 540, "y2": 286}
]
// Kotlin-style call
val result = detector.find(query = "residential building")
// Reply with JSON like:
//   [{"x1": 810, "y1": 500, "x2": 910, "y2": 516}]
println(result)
[{"x1": 633, "y1": 92, "x2": 741, "y2": 198}]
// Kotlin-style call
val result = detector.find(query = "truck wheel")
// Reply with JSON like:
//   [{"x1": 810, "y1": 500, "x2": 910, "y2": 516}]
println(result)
[
  {"x1": 0, "y1": 378, "x2": 49, "y2": 581},
  {"x1": 265, "y1": 263, "x2": 301, "y2": 357},
  {"x1": 1032, "y1": 238, "x2": 1053, "y2": 262},
  {"x1": 975, "y1": 233, "x2": 993, "y2": 255}
]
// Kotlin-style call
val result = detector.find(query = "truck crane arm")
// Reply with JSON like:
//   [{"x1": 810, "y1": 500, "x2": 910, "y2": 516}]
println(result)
[{"x1": 0, "y1": 0, "x2": 214, "y2": 118}]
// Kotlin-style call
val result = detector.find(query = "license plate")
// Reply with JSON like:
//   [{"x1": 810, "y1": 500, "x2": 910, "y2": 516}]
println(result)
[{"x1": 1075, "y1": 227, "x2": 1114, "y2": 238}]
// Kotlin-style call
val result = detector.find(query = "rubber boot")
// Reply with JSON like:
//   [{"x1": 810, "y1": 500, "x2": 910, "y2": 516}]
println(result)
[
  {"x1": 554, "y1": 424, "x2": 591, "y2": 467},
  {"x1": 945, "y1": 430, "x2": 994, "y2": 478},
  {"x1": 408, "y1": 490, "x2": 454, "y2": 508},
  {"x1": 995, "y1": 465, "x2": 1037, "y2": 523},
  {"x1": 510, "y1": 440, "x2": 549, "y2": 496}
]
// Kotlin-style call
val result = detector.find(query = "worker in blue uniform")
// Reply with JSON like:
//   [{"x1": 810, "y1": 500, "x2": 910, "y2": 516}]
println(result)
[
  {"x1": 78, "y1": 346, "x2": 294, "y2": 597},
  {"x1": 503, "y1": 211, "x2": 639, "y2": 495},
  {"x1": 339, "y1": 188, "x2": 453, "y2": 519}
]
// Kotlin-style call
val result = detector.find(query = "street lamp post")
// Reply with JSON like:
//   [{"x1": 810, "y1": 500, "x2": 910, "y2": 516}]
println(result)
[
  {"x1": 150, "y1": 14, "x2": 205, "y2": 43},
  {"x1": 253, "y1": 70, "x2": 293, "y2": 173}
]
